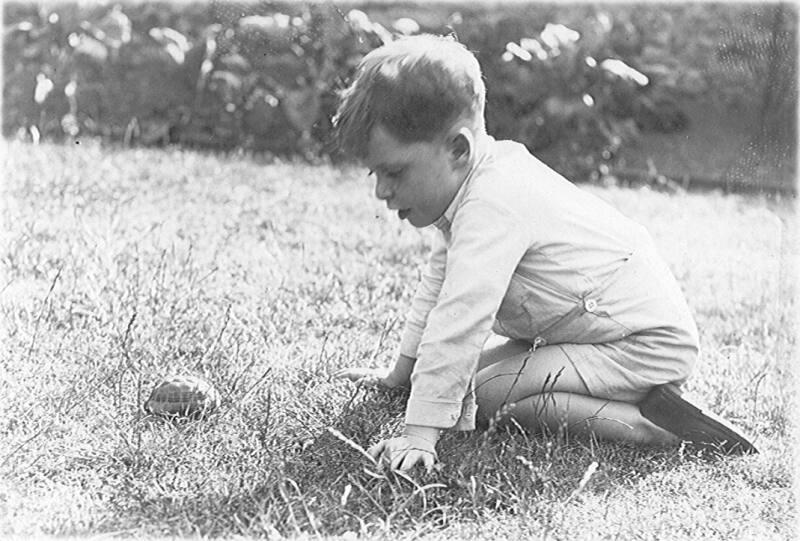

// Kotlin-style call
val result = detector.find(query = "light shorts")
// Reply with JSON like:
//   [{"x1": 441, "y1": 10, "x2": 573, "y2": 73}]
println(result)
[
  {"x1": 558, "y1": 326, "x2": 697, "y2": 403},
  {"x1": 479, "y1": 327, "x2": 697, "y2": 405}
]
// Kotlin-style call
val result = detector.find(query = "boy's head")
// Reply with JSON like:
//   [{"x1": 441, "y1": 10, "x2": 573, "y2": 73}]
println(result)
[{"x1": 334, "y1": 34, "x2": 486, "y2": 160}]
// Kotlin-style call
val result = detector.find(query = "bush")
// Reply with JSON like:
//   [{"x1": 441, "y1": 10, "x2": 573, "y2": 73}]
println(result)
[
  {"x1": 462, "y1": 14, "x2": 689, "y2": 179},
  {"x1": 3, "y1": 1, "x2": 795, "y2": 181}
]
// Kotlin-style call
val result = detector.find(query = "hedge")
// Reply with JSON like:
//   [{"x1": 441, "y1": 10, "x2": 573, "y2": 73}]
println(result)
[{"x1": 3, "y1": 1, "x2": 796, "y2": 186}]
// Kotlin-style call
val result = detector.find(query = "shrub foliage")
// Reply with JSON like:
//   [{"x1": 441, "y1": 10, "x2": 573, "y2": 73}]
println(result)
[{"x1": 3, "y1": 1, "x2": 796, "y2": 178}]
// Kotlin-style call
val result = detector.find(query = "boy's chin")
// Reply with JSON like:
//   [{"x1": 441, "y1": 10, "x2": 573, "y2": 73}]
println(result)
[{"x1": 406, "y1": 214, "x2": 432, "y2": 228}]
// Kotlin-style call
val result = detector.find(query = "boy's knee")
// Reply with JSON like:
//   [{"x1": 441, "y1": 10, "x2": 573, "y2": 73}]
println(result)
[
  {"x1": 474, "y1": 382, "x2": 521, "y2": 428},
  {"x1": 474, "y1": 385, "x2": 500, "y2": 424},
  {"x1": 473, "y1": 366, "x2": 523, "y2": 419}
]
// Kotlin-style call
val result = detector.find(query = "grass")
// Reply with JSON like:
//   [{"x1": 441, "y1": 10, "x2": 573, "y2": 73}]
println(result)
[{"x1": 1, "y1": 139, "x2": 796, "y2": 540}]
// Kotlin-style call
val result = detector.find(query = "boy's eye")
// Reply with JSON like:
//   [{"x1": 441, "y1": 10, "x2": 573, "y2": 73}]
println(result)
[{"x1": 367, "y1": 167, "x2": 405, "y2": 180}]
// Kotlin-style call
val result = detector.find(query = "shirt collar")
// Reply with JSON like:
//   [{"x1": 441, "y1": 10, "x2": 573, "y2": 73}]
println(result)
[{"x1": 433, "y1": 133, "x2": 494, "y2": 233}]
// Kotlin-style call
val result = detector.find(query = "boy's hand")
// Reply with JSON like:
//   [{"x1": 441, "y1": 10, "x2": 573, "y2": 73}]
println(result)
[
  {"x1": 334, "y1": 367, "x2": 405, "y2": 389},
  {"x1": 368, "y1": 425, "x2": 440, "y2": 472}
]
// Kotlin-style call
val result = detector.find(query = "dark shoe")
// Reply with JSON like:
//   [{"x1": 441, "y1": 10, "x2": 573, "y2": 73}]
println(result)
[{"x1": 639, "y1": 383, "x2": 758, "y2": 455}]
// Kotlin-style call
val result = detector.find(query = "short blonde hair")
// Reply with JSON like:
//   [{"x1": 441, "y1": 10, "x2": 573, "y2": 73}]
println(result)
[{"x1": 334, "y1": 34, "x2": 486, "y2": 159}]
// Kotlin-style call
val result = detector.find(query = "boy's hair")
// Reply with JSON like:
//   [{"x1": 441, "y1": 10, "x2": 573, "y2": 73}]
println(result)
[{"x1": 334, "y1": 34, "x2": 486, "y2": 159}]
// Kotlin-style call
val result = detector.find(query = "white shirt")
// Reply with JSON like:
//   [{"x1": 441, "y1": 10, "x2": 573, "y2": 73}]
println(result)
[{"x1": 399, "y1": 137, "x2": 698, "y2": 430}]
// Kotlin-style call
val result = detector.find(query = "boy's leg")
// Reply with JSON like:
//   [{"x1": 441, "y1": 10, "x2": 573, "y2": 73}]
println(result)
[
  {"x1": 476, "y1": 335, "x2": 532, "y2": 371},
  {"x1": 474, "y1": 343, "x2": 677, "y2": 445},
  {"x1": 503, "y1": 391, "x2": 678, "y2": 445}
]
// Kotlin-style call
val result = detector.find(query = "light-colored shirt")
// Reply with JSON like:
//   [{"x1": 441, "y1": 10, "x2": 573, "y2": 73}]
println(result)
[{"x1": 399, "y1": 137, "x2": 698, "y2": 430}]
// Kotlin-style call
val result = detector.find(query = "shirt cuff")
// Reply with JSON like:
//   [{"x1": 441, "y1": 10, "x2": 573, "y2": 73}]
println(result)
[{"x1": 405, "y1": 396, "x2": 475, "y2": 429}]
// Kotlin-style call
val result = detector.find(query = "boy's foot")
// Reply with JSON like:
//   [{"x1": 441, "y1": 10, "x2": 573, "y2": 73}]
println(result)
[{"x1": 639, "y1": 383, "x2": 758, "y2": 455}]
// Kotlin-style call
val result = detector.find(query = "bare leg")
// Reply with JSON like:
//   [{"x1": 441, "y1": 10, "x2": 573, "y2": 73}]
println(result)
[
  {"x1": 477, "y1": 335, "x2": 531, "y2": 372},
  {"x1": 475, "y1": 342, "x2": 678, "y2": 446},
  {"x1": 506, "y1": 392, "x2": 678, "y2": 445}
]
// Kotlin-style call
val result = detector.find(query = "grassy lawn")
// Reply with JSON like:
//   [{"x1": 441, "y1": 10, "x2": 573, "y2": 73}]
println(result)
[{"x1": 1, "y1": 139, "x2": 796, "y2": 540}]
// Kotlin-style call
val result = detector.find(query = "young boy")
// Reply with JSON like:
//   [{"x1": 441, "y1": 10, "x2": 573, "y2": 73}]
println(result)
[{"x1": 334, "y1": 35, "x2": 757, "y2": 472}]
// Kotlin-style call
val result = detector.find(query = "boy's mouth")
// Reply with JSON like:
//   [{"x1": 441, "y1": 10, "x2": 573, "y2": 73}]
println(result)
[{"x1": 398, "y1": 209, "x2": 410, "y2": 220}]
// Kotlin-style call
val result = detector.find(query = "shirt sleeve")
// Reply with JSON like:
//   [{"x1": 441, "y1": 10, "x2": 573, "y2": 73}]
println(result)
[
  {"x1": 405, "y1": 198, "x2": 530, "y2": 429},
  {"x1": 398, "y1": 234, "x2": 447, "y2": 359}
]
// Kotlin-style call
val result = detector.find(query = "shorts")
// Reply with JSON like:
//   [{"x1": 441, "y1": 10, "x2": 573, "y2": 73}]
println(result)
[
  {"x1": 479, "y1": 325, "x2": 698, "y2": 405},
  {"x1": 558, "y1": 325, "x2": 697, "y2": 403}
]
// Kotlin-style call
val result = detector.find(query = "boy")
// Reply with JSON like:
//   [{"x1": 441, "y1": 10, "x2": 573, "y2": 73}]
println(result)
[{"x1": 334, "y1": 35, "x2": 757, "y2": 472}]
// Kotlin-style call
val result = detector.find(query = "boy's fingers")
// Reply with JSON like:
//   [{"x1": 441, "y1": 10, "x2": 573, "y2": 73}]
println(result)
[
  {"x1": 368, "y1": 438, "x2": 436, "y2": 471},
  {"x1": 392, "y1": 447, "x2": 418, "y2": 471},
  {"x1": 367, "y1": 440, "x2": 386, "y2": 460},
  {"x1": 335, "y1": 369, "x2": 366, "y2": 382},
  {"x1": 394, "y1": 448, "x2": 431, "y2": 471},
  {"x1": 422, "y1": 451, "x2": 435, "y2": 472},
  {"x1": 391, "y1": 451, "x2": 406, "y2": 471},
  {"x1": 371, "y1": 440, "x2": 409, "y2": 470},
  {"x1": 404, "y1": 451, "x2": 425, "y2": 472},
  {"x1": 334, "y1": 368, "x2": 383, "y2": 384}
]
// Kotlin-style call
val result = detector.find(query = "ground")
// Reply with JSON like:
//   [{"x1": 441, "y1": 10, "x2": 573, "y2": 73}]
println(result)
[{"x1": 0, "y1": 139, "x2": 796, "y2": 540}]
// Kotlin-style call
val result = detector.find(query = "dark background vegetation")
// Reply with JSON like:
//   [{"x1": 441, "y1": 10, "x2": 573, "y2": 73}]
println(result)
[{"x1": 3, "y1": 1, "x2": 797, "y2": 192}]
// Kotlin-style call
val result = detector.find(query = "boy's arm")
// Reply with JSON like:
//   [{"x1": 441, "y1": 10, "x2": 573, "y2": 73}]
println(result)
[
  {"x1": 337, "y1": 235, "x2": 444, "y2": 389},
  {"x1": 398, "y1": 234, "x2": 448, "y2": 360},
  {"x1": 406, "y1": 199, "x2": 530, "y2": 429},
  {"x1": 371, "y1": 200, "x2": 530, "y2": 472},
  {"x1": 384, "y1": 232, "x2": 446, "y2": 388}
]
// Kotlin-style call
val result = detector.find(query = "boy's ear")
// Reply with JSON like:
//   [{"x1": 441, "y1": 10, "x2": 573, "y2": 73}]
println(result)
[{"x1": 449, "y1": 127, "x2": 473, "y2": 167}]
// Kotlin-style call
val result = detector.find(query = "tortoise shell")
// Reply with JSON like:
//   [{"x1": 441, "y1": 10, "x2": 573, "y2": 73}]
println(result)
[{"x1": 144, "y1": 375, "x2": 220, "y2": 418}]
